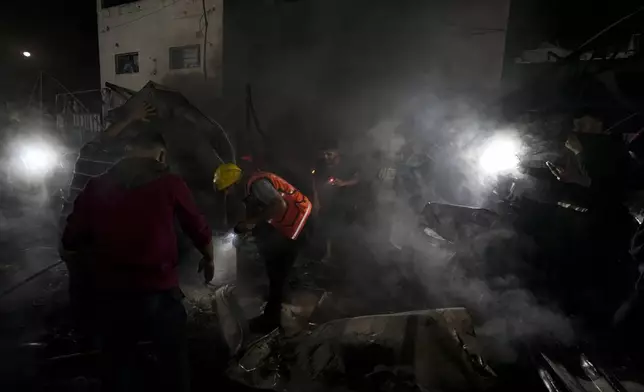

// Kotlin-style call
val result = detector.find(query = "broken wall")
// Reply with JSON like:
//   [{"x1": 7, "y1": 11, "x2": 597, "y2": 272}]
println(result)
[{"x1": 97, "y1": 0, "x2": 223, "y2": 95}]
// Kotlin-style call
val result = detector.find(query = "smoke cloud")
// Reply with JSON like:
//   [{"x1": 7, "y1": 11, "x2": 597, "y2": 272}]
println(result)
[
  {"x1": 0, "y1": 106, "x2": 66, "y2": 310},
  {"x1": 207, "y1": 0, "x2": 576, "y2": 362},
  {"x1": 350, "y1": 101, "x2": 575, "y2": 362}
]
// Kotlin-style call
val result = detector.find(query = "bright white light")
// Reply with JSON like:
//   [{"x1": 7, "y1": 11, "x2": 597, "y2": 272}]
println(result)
[
  {"x1": 479, "y1": 135, "x2": 521, "y2": 175},
  {"x1": 211, "y1": 233, "x2": 238, "y2": 285},
  {"x1": 22, "y1": 51, "x2": 31, "y2": 58},
  {"x1": 224, "y1": 231, "x2": 238, "y2": 243},
  {"x1": 217, "y1": 232, "x2": 238, "y2": 253},
  {"x1": 16, "y1": 142, "x2": 59, "y2": 179}
]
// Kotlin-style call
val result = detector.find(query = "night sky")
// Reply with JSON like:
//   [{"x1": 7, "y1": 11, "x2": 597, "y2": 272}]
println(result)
[{"x1": 0, "y1": 0, "x2": 99, "y2": 103}]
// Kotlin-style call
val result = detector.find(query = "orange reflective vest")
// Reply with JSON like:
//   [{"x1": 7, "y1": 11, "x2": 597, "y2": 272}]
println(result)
[{"x1": 246, "y1": 172, "x2": 312, "y2": 240}]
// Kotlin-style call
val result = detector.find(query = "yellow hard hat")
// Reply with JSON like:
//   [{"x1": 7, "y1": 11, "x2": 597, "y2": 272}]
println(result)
[{"x1": 213, "y1": 163, "x2": 242, "y2": 191}]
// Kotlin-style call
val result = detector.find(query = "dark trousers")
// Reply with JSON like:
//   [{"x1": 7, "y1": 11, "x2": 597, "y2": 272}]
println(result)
[
  {"x1": 66, "y1": 261, "x2": 97, "y2": 336},
  {"x1": 256, "y1": 227, "x2": 301, "y2": 324},
  {"x1": 99, "y1": 289, "x2": 190, "y2": 392}
]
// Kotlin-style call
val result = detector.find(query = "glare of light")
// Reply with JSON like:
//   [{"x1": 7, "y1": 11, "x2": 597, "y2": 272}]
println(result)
[
  {"x1": 224, "y1": 231, "x2": 237, "y2": 243},
  {"x1": 16, "y1": 142, "x2": 59, "y2": 179},
  {"x1": 479, "y1": 135, "x2": 521, "y2": 175},
  {"x1": 22, "y1": 51, "x2": 31, "y2": 58},
  {"x1": 218, "y1": 231, "x2": 238, "y2": 253},
  {"x1": 211, "y1": 233, "x2": 238, "y2": 285}
]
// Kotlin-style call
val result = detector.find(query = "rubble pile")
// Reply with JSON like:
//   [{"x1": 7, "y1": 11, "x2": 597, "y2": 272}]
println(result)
[{"x1": 213, "y1": 285, "x2": 497, "y2": 392}]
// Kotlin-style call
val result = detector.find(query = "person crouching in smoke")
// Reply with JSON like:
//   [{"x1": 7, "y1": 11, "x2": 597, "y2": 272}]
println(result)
[{"x1": 213, "y1": 163, "x2": 312, "y2": 333}]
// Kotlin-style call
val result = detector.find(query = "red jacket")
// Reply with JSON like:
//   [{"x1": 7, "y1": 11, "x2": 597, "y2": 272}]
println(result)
[{"x1": 62, "y1": 158, "x2": 212, "y2": 292}]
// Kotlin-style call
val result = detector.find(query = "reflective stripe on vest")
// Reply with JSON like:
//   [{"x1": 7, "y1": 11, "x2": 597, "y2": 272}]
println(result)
[{"x1": 247, "y1": 172, "x2": 312, "y2": 240}]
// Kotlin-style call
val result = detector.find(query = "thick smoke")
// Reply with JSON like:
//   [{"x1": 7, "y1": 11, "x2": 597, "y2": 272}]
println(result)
[
  {"x1": 355, "y1": 104, "x2": 574, "y2": 362},
  {"x1": 0, "y1": 107, "x2": 66, "y2": 305},
  {"x1": 211, "y1": 0, "x2": 576, "y2": 362}
]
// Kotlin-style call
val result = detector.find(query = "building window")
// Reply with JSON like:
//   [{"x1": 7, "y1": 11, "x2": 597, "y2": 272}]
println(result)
[
  {"x1": 102, "y1": 0, "x2": 138, "y2": 8},
  {"x1": 115, "y1": 52, "x2": 139, "y2": 75},
  {"x1": 169, "y1": 45, "x2": 201, "y2": 70}
]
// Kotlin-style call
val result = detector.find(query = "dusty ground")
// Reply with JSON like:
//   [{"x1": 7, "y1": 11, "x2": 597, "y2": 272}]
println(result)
[
  {"x1": 0, "y1": 206, "x2": 268, "y2": 391},
  {"x1": 3, "y1": 202, "x2": 641, "y2": 392},
  {"x1": 0, "y1": 204, "x2": 67, "y2": 390}
]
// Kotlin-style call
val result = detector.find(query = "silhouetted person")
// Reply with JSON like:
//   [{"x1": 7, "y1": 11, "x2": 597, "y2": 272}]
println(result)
[
  {"x1": 61, "y1": 131, "x2": 214, "y2": 392},
  {"x1": 553, "y1": 113, "x2": 637, "y2": 322},
  {"x1": 59, "y1": 101, "x2": 156, "y2": 341},
  {"x1": 564, "y1": 114, "x2": 635, "y2": 258},
  {"x1": 312, "y1": 141, "x2": 361, "y2": 261}
]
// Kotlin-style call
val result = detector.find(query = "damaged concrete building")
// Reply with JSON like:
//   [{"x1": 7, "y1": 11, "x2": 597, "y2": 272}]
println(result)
[
  {"x1": 57, "y1": 1, "x2": 231, "y2": 230},
  {"x1": 97, "y1": 0, "x2": 223, "y2": 94}
]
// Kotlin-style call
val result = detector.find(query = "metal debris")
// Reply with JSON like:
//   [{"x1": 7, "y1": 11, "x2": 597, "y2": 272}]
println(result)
[{"x1": 218, "y1": 298, "x2": 497, "y2": 391}]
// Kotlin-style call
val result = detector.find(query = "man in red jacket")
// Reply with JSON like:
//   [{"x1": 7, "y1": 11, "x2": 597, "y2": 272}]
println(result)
[{"x1": 62, "y1": 131, "x2": 213, "y2": 392}]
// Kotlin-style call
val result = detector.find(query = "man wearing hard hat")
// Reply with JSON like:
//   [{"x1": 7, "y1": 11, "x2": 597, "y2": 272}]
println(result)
[{"x1": 214, "y1": 163, "x2": 312, "y2": 332}]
